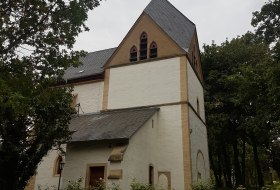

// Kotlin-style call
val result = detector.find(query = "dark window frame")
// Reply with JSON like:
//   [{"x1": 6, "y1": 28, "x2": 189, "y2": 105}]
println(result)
[
  {"x1": 140, "y1": 32, "x2": 148, "y2": 60},
  {"x1": 149, "y1": 165, "x2": 154, "y2": 186},
  {"x1": 130, "y1": 46, "x2": 138, "y2": 62},
  {"x1": 149, "y1": 41, "x2": 158, "y2": 58}
]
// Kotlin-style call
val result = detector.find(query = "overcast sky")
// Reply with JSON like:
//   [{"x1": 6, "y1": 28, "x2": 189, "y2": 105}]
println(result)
[{"x1": 73, "y1": 0, "x2": 267, "y2": 52}]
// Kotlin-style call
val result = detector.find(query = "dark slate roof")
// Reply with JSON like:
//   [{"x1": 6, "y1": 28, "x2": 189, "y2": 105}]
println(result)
[
  {"x1": 63, "y1": 47, "x2": 116, "y2": 81},
  {"x1": 144, "y1": 0, "x2": 196, "y2": 52},
  {"x1": 69, "y1": 108, "x2": 159, "y2": 142}
]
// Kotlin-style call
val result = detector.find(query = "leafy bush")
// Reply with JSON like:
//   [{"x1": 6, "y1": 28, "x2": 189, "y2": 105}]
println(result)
[
  {"x1": 37, "y1": 178, "x2": 166, "y2": 190},
  {"x1": 64, "y1": 178, "x2": 84, "y2": 190},
  {"x1": 236, "y1": 185, "x2": 246, "y2": 190},
  {"x1": 130, "y1": 180, "x2": 164, "y2": 190},
  {"x1": 261, "y1": 181, "x2": 280, "y2": 190},
  {"x1": 89, "y1": 179, "x2": 106, "y2": 190},
  {"x1": 192, "y1": 180, "x2": 215, "y2": 190},
  {"x1": 130, "y1": 182, "x2": 154, "y2": 190}
]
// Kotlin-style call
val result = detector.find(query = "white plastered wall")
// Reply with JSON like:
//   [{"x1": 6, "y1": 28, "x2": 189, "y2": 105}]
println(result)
[
  {"x1": 73, "y1": 81, "x2": 104, "y2": 113},
  {"x1": 107, "y1": 57, "x2": 181, "y2": 109},
  {"x1": 187, "y1": 62, "x2": 210, "y2": 182},
  {"x1": 60, "y1": 105, "x2": 184, "y2": 190},
  {"x1": 34, "y1": 149, "x2": 62, "y2": 189},
  {"x1": 189, "y1": 109, "x2": 210, "y2": 182},
  {"x1": 62, "y1": 142, "x2": 113, "y2": 187},
  {"x1": 187, "y1": 62, "x2": 205, "y2": 122},
  {"x1": 121, "y1": 105, "x2": 184, "y2": 190}
]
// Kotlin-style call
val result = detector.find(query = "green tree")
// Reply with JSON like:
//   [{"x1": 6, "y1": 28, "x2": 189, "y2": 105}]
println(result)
[
  {"x1": 202, "y1": 33, "x2": 277, "y2": 188},
  {"x1": 251, "y1": 0, "x2": 280, "y2": 44},
  {"x1": 0, "y1": 0, "x2": 101, "y2": 189},
  {"x1": 252, "y1": 0, "x2": 280, "y2": 179}
]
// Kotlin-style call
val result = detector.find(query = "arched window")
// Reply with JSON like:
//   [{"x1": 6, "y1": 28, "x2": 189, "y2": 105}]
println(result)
[
  {"x1": 140, "y1": 32, "x2": 148, "y2": 60},
  {"x1": 149, "y1": 42, "x2": 157, "y2": 58},
  {"x1": 149, "y1": 165, "x2": 154, "y2": 186},
  {"x1": 53, "y1": 156, "x2": 63, "y2": 176},
  {"x1": 130, "y1": 46, "x2": 137, "y2": 62},
  {"x1": 196, "y1": 150, "x2": 206, "y2": 181}
]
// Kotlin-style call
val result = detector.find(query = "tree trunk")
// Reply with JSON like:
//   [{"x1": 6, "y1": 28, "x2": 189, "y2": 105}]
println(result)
[
  {"x1": 233, "y1": 137, "x2": 242, "y2": 187},
  {"x1": 251, "y1": 136, "x2": 264, "y2": 187},
  {"x1": 221, "y1": 143, "x2": 232, "y2": 188},
  {"x1": 241, "y1": 137, "x2": 246, "y2": 186},
  {"x1": 210, "y1": 151, "x2": 222, "y2": 187}
]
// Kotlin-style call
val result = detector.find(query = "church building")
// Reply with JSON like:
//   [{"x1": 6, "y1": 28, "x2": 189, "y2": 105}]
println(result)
[{"x1": 27, "y1": 0, "x2": 210, "y2": 189}]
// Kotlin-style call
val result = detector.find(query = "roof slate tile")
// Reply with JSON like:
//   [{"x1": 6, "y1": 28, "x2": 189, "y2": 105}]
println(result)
[
  {"x1": 144, "y1": 0, "x2": 196, "y2": 52},
  {"x1": 63, "y1": 47, "x2": 116, "y2": 81},
  {"x1": 69, "y1": 108, "x2": 159, "y2": 142}
]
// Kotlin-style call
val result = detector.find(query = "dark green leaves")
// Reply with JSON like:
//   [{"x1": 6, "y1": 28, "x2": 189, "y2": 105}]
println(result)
[
  {"x1": 252, "y1": 0, "x2": 280, "y2": 44},
  {"x1": 0, "y1": 0, "x2": 101, "y2": 189}
]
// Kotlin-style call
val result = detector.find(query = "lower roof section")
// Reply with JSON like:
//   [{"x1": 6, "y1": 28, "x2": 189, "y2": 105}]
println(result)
[{"x1": 69, "y1": 107, "x2": 159, "y2": 142}]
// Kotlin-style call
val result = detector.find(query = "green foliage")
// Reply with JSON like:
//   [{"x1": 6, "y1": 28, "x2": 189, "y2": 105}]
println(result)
[
  {"x1": 251, "y1": 0, "x2": 280, "y2": 44},
  {"x1": 107, "y1": 182, "x2": 121, "y2": 190},
  {"x1": 261, "y1": 181, "x2": 280, "y2": 190},
  {"x1": 0, "y1": 0, "x2": 102, "y2": 190},
  {"x1": 90, "y1": 179, "x2": 106, "y2": 190},
  {"x1": 202, "y1": 32, "x2": 280, "y2": 188},
  {"x1": 64, "y1": 178, "x2": 84, "y2": 190},
  {"x1": 236, "y1": 185, "x2": 246, "y2": 190},
  {"x1": 192, "y1": 180, "x2": 215, "y2": 190},
  {"x1": 130, "y1": 180, "x2": 164, "y2": 190},
  {"x1": 130, "y1": 181, "x2": 155, "y2": 190},
  {"x1": 38, "y1": 178, "x2": 165, "y2": 190}
]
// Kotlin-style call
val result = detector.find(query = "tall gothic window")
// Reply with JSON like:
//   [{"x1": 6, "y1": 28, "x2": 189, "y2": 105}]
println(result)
[
  {"x1": 130, "y1": 46, "x2": 137, "y2": 62},
  {"x1": 149, "y1": 42, "x2": 157, "y2": 58},
  {"x1": 140, "y1": 32, "x2": 148, "y2": 60}
]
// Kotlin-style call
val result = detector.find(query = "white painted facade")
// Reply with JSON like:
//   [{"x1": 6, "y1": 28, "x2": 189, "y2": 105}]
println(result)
[
  {"x1": 187, "y1": 62, "x2": 210, "y2": 182},
  {"x1": 108, "y1": 58, "x2": 181, "y2": 109},
  {"x1": 189, "y1": 109, "x2": 210, "y2": 182},
  {"x1": 33, "y1": 56, "x2": 210, "y2": 189},
  {"x1": 31, "y1": 4, "x2": 211, "y2": 188},
  {"x1": 73, "y1": 81, "x2": 104, "y2": 114},
  {"x1": 61, "y1": 105, "x2": 184, "y2": 190},
  {"x1": 121, "y1": 105, "x2": 184, "y2": 189},
  {"x1": 62, "y1": 142, "x2": 112, "y2": 186},
  {"x1": 187, "y1": 62, "x2": 205, "y2": 121},
  {"x1": 34, "y1": 149, "x2": 62, "y2": 189}
]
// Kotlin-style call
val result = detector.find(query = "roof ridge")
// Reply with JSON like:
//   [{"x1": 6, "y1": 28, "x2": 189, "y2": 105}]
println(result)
[
  {"x1": 144, "y1": 0, "x2": 196, "y2": 26},
  {"x1": 143, "y1": 0, "x2": 196, "y2": 52}
]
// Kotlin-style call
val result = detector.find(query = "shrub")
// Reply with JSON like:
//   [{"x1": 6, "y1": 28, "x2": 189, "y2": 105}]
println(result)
[
  {"x1": 192, "y1": 180, "x2": 215, "y2": 190},
  {"x1": 261, "y1": 181, "x2": 280, "y2": 190},
  {"x1": 236, "y1": 185, "x2": 246, "y2": 190},
  {"x1": 64, "y1": 178, "x2": 84, "y2": 190},
  {"x1": 36, "y1": 178, "x2": 166, "y2": 190},
  {"x1": 130, "y1": 181, "x2": 155, "y2": 190},
  {"x1": 130, "y1": 179, "x2": 165, "y2": 190}
]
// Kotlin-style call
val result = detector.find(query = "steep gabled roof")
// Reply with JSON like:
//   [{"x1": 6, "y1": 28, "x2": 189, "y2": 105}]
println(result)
[
  {"x1": 144, "y1": 0, "x2": 196, "y2": 52},
  {"x1": 63, "y1": 0, "x2": 197, "y2": 81},
  {"x1": 69, "y1": 107, "x2": 159, "y2": 142},
  {"x1": 63, "y1": 47, "x2": 116, "y2": 81}
]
